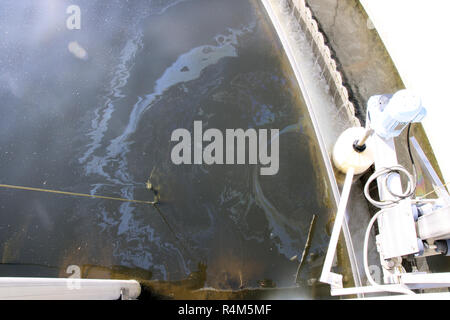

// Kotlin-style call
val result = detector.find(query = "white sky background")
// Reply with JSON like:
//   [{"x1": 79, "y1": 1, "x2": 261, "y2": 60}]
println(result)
[{"x1": 360, "y1": 0, "x2": 450, "y2": 184}]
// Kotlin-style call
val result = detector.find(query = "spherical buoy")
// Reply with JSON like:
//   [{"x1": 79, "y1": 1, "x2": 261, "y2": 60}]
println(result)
[{"x1": 332, "y1": 127, "x2": 374, "y2": 175}]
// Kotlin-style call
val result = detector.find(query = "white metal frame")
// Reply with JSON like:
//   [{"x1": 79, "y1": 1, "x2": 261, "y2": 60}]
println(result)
[
  {"x1": 321, "y1": 117, "x2": 450, "y2": 298},
  {"x1": 319, "y1": 167, "x2": 354, "y2": 290},
  {"x1": 0, "y1": 277, "x2": 141, "y2": 300}
]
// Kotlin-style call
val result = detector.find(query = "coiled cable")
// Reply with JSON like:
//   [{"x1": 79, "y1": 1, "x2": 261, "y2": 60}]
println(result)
[
  {"x1": 363, "y1": 123, "x2": 418, "y2": 208},
  {"x1": 364, "y1": 165, "x2": 416, "y2": 209}
]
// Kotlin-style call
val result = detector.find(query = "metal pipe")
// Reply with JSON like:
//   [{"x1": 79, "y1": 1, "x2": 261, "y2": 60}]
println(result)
[
  {"x1": 355, "y1": 128, "x2": 374, "y2": 147},
  {"x1": 320, "y1": 166, "x2": 354, "y2": 288}
]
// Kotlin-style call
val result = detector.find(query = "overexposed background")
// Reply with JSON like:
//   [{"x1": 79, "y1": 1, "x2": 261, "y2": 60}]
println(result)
[{"x1": 360, "y1": 0, "x2": 450, "y2": 184}]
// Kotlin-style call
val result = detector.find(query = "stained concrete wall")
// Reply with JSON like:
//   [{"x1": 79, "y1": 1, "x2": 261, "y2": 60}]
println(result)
[
  {"x1": 306, "y1": 0, "x2": 403, "y2": 122},
  {"x1": 305, "y1": 0, "x2": 446, "y2": 189}
]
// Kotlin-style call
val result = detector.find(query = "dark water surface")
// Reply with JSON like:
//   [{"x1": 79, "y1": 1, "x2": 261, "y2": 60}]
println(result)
[{"x1": 0, "y1": 0, "x2": 334, "y2": 297}]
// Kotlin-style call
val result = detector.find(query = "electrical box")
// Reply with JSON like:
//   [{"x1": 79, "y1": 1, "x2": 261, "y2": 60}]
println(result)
[{"x1": 376, "y1": 199, "x2": 420, "y2": 259}]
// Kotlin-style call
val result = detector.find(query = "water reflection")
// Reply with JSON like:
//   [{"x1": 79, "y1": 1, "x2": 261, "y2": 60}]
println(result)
[{"x1": 0, "y1": 0, "x2": 333, "y2": 296}]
